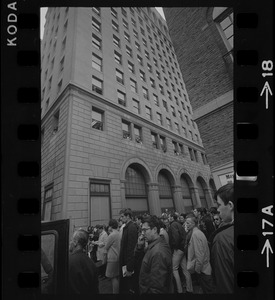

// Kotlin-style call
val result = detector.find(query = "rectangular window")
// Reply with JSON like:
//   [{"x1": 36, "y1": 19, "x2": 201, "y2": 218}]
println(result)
[
  {"x1": 128, "y1": 61, "x2": 135, "y2": 73},
  {"x1": 156, "y1": 43, "x2": 160, "y2": 50},
  {"x1": 167, "y1": 91, "x2": 172, "y2": 100},
  {"x1": 175, "y1": 96, "x2": 179, "y2": 105},
  {"x1": 124, "y1": 32, "x2": 130, "y2": 43},
  {"x1": 113, "y1": 35, "x2": 120, "y2": 48},
  {"x1": 146, "y1": 25, "x2": 151, "y2": 34},
  {"x1": 121, "y1": 7, "x2": 127, "y2": 17},
  {"x1": 163, "y1": 100, "x2": 168, "y2": 111},
  {"x1": 178, "y1": 89, "x2": 182, "y2": 97},
  {"x1": 122, "y1": 120, "x2": 131, "y2": 139},
  {"x1": 92, "y1": 17, "x2": 101, "y2": 32},
  {"x1": 171, "y1": 106, "x2": 176, "y2": 117},
  {"x1": 137, "y1": 55, "x2": 143, "y2": 66},
  {"x1": 135, "y1": 41, "x2": 141, "y2": 51},
  {"x1": 153, "y1": 58, "x2": 158, "y2": 67},
  {"x1": 174, "y1": 77, "x2": 178, "y2": 85},
  {"x1": 143, "y1": 87, "x2": 149, "y2": 100},
  {"x1": 168, "y1": 71, "x2": 172, "y2": 79},
  {"x1": 179, "y1": 144, "x2": 184, "y2": 155},
  {"x1": 112, "y1": 20, "x2": 119, "y2": 32},
  {"x1": 157, "y1": 112, "x2": 162, "y2": 125},
  {"x1": 185, "y1": 115, "x2": 190, "y2": 125},
  {"x1": 52, "y1": 110, "x2": 59, "y2": 133},
  {"x1": 195, "y1": 134, "x2": 199, "y2": 143},
  {"x1": 187, "y1": 106, "x2": 191, "y2": 114},
  {"x1": 149, "y1": 35, "x2": 153, "y2": 44},
  {"x1": 43, "y1": 184, "x2": 53, "y2": 221},
  {"x1": 147, "y1": 63, "x2": 152, "y2": 73},
  {"x1": 92, "y1": 76, "x2": 103, "y2": 94},
  {"x1": 151, "y1": 132, "x2": 158, "y2": 148},
  {"x1": 150, "y1": 78, "x2": 156, "y2": 88},
  {"x1": 158, "y1": 53, "x2": 163, "y2": 61},
  {"x1": 145, "y1": 106, "x2": 152, "y2": 120},
  {"x1": 116, "y1": 69, "x2": 124, "y2": 84},
  {"x1": 131, "y1": 18, "x2": 136, "y2": 27},
  {"x1": 123, "y1": 19, "x2": 129, "y2": 29},
  {"x1": 111, "y1": 7, "x2": 118, "y2": 18},
  {"x1": 151, "y1": 46, "x2": 155, "y2": 54},
  {"x1": 126, "y1": 45, "x2": 132, "y2": 57},
  {"x1": 161, "y1": 65, "x2": 165, "y2": 73},
  {"x1": 118, "y1": 90, "x2": 126, "y2": 106},
  {"x1": 182, "y1": 126, "x2": 187, "y2": 136},
  {"x1": 179, "y1": 111, "x2": 183, "y2": 121},
  {"x1": 59, "y1": 57, "x2": 64, "y2": 73},
  {"x1": 133, "y1": 29, "x2": 138, "y2": 38},
  {"x1": 92, "y1": 53, "x2": 102, "y2": 71},
  {"x1": 130, "y1": 7, "x2": 135, "y2": 16},
  {"x1": 159, "y1": 85, "x2": 164, "y2": 95},
  {"x1": 140, "y1": 70, "x2": 146, "y2": 82},
  {"x1": 92, "y1": 34, "x2": 101, "y2": 50},
  {"x1": 156, "y1": 70, "x2": 161, "y2": 80},
  {"x1": 133, "y1": 98, "x2": 140, "y2": 114},
  {"x1": 92, "y1": 7, "x2": 100, "y2": 16},
  {"x1": 166, "y1": 118, "x2": 171, "y2": 130},
  {"x1": 138, "y1": 16, "x2": 143, "y2": 26},
  {"x1": 92, "y1": 107, "x2": 104, "y2": 130},
  {"x1": 134, "y1": 125, "x2": 142, "y2": 143},
  {"x1": 175, "y1": 122, "x2": 180, "y2": 134},
  {"x1": 172, "y1": 141, "x2": 178, "y2": 154},
  {"x1": 142, "y1": 38, "x2": 147, "y2": 47},
  {"x1": 153, "y1": 94, "x2": 159, "y2": 106},
  {"x1": 160, "y1": 136, "x2": 166, "y2": 152},
  {"x1": 182, "y1": 102, "x2": 186, "y2": 110},
  {"x1": 57, "y1": 80, "x2": 62, "y2": 94},
  {"x1": 194, "y1": 150, "x2": 199, "y2": 162},
  {"x1": 114, "y1": 51, "x2": 122, "y2": 64},
  {"x1": 144, "y1": 50, "x2": 150, "y2": 60},
  {"x1": 130, "y1": 78, "x2": 137, "y2": 93},
  {"x1": 165, "y1": 60, "x2": 169, "y2": 67},
  {"x1": 164, "y1": 77, "x2": 169, "y2": 86},
  {"x1": 189, "y1": 148, "x2": 195, "y2": 161},
  {"x1": 189, "y1": 130, "x2": 193, "y2": 140}
]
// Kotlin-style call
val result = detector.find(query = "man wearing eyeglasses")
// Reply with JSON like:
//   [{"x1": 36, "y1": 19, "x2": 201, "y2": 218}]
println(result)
[
  {"x1": 213, "y1": 214, "x2": 222, "y2": 230},
  {"x1": 134, "y1": 215, "x2": 173, "y2": 294}
]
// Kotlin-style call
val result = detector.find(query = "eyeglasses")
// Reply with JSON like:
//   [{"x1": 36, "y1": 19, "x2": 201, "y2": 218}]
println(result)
[{"x1": 141, "y1": 227, "x2": 151, "y2": 232}]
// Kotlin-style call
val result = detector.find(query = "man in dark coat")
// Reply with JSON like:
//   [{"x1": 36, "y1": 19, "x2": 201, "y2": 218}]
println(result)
[
  {"x1": 210, "y1": 183, "x2": 234, "y2": 293},
  {"x1": 119, "y1": 208, "x2": 138, "y2": 294},
  {"x1": 68, "y1": 229, "x2": 99, "y2": 295},
  {"x1": 134, "y1": 215, "x2": 173, "y2": 294}
]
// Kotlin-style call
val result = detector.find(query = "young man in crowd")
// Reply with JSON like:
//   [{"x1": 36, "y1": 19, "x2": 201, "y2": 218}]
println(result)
[
  {"x1": 68, "y1": 229, "x2": 99, "y2": 294},
  {"x1": 210, "y1": 183, "x2": 234, "y2": 293},
  {"x1": 135, "y1": 215, "x2": 173, "y2": 293},
  {"x1": 168, "y1": 213, "x2": 193, "y2": 294},
  {"x1": 185, "y1": 214, "x2": 215, "y2": 294},
  {"x1": 119, "y1": 208, "x2": 138, "y2": 294}
]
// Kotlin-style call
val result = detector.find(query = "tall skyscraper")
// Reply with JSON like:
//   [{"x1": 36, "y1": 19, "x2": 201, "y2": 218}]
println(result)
[
  {"x1": 41, "y1": 7, "x2": 215, "y2": 232},
  {"x1": 164, "y1": 7, "x2": 233, "y2": 188}
]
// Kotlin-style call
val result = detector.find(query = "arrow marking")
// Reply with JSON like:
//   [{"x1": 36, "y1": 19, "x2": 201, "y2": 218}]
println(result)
[
  {"x1": 260, "y1": 81, "x2": 273, "y2": 109},
  {"x1": 261, "y1": 239, "x2": 273, "y2": 268}
]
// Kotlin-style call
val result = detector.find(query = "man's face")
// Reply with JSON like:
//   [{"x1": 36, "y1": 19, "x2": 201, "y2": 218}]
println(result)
[
  {"x1": 193, "y1": 209, "x2": 198, "y2": 217},
  {"x1": 185, "y1": 218, "x2": 195, "y2": 232},
  {"x1": 120, "y1": 214, "x2": 127, "y2": 224},
  {"x1": 179, "y1": 215, "x2": 185, "y2": 224},
  {"x1": 163, "y1": 219, "x2": 169, "y2": 228},
  {"x1": 216, "y1": 196, "x2": 233, "y2": 223},
  {"x1": 213, "y1": 215, "x2": 221, "y2": 226},
  {"x1": 141, "y1": 222, "x2": 155, "y2": 243}
]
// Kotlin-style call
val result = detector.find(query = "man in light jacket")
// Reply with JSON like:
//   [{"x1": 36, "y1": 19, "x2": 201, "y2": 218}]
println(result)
[{"x1": 185, "y1": 214, "x2": 215, "y2": 294}]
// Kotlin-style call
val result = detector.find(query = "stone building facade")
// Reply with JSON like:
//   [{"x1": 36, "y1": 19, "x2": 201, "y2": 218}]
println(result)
[
  {"x1": 164, "y1": 7, "x2": 234, "y2": 188},
  {"x1": 41, "y1": 7, "x2": 215, "y2": 232}
]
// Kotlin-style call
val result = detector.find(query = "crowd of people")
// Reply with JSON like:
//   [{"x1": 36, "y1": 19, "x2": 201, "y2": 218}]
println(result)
[{"x1": 68, "y1": 182, "x2": 234, "y2": 294}]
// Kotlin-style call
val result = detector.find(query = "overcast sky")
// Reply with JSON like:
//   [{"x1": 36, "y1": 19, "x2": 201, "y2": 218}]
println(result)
[{"x1": 40, "y1": 7, "x2": 165, "y2": 39}]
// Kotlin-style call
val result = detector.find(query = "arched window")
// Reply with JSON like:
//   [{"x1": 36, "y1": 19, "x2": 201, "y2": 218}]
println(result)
[
  {"x1": 158, "y1": 171, "x2": 174, "y2": 213},
  {"x1": 196, "y1": 179, "x2": 208, "y2": 208},
  {"x1": 180, "y1": 176, "x2": 195, "y2": 213},
  {"x1": 125, "y1": 165, "x2": 148, "y2": 215},
  {"x1": 213, "y1": 7, "x2": 233, "y2": 59}
]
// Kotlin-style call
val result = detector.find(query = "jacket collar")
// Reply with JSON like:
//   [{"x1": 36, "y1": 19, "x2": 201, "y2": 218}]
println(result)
[{"x1": 147, "y1": 236, "x2": 161, "y2": 250}]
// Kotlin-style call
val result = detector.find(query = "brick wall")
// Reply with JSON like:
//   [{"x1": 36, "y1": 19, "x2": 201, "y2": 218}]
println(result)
[
  {"x1": 164, "y1": 7, "x2": 233, "y2": 110},
  {"x1": 196, "y1": 103, "x2": 233, "y2": 169}
]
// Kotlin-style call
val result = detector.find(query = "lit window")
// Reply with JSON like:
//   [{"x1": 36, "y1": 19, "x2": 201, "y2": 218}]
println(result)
[
  {"x1": 118, "y1": 90, "x2": 126, "y2": 106},
  {"x1": 92, "y1": 107, "x2": 104, "y2": 130},
  {"x1": 92, "y1": 76, "x2": 103, "y2": 94},
  {"x1": 128, "y1": 61, "x2": 135, "y2": 73},
  {"x1": 92, "y1": 53, "x2": 102, "y2": 71}
]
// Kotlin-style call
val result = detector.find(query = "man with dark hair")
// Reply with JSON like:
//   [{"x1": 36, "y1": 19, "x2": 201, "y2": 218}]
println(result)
[
  {"x1": 210, "y1": 183, "x2": 234, "y2": 293},
  {"x1": 135, "y1": 215, "x2": 173, "y2": 293},
  {"x1": 185, "y1": 215, "x2": 215, "y2": 294},
  {"x1": 68, "y1": 229, "x2": 99, "y2": 294},
  {"x1": 168, "y1": 213, "x2": 193, "y2": 293},
  {"x1": 119, "y1": 208, "x2": 138, "y2": 294}
]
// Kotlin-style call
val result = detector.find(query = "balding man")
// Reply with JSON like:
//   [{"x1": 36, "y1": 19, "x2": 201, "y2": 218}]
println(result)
[{"x1": 68, "y1": 229, "x2": 99, "y2": 294}]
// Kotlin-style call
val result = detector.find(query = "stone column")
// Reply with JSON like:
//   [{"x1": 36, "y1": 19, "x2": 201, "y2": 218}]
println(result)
[
  {"x1": 190, "y1": 187, "x2": 202, "y2": 207},
  {"x1": 172, "y1": 185, "x2": 186, "y2": 213},
  {"x1": 120, "y1": 179, "x2": 127, "y2": 209},
  {"x1": 147, "y1": 182, "x2": 161, "y2": 216},
  {"x1": 204, "y1": 188, "x2": 215, "y2": 207}
]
